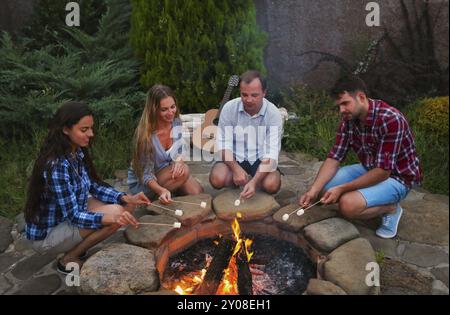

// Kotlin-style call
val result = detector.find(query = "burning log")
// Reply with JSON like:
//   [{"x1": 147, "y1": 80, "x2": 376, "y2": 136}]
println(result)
[
  {"x1": 195, "y1": 238, "x2": 235, "y2": 295},
  {"x1": 236, "y1": 245, "x2": 253, "y2": 295}
]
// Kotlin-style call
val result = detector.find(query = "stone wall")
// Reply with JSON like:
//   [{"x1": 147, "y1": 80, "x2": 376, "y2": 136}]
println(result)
[
  {"x1": 0, "y1": 0, "x2": 35, "y2": 34},
  {"x1": 255, "y1": 0, "x2": 449, "y2": 90}
]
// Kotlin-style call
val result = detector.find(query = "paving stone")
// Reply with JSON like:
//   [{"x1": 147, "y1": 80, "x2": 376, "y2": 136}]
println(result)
[
  {"x1": 11, "y1": 252, "x2": 58, "y2": 280},
  {"x1": 213, "y1": 189, "x2": 280, "y2": 222},
  {"x1": 13, "y1": 274, "x2": 61, "y2": 295},
  {"x1": 0, "y1": 275, "x2": 12, "y2": 294},
  {"x1": 403, "y1": 189, "x2": 425, "y2": 202},
  {"x1": 0, "y1": 251, "x2": 24, "y2": 273},
  {"x1": 398, "y1": 200, "x2": 449, "y2": 246},
  {"x1": 423, "y1": 193, "x2": 449, "y2": 205},
  {"x1": 323, "y1": 238, "x2": 376, "y2": 295},
  {"x1": 278, "y1": 166, "x2": 303, "y2": 175},
  {"x1": 304, "y1": 218, "x2": 360, "y2": 252},
  {"x1": 125, "y1": 214, "x2": 180, "y2": 249},
  {"x1": 356, "y1": 225, "x2": 400, "y2": 259},
  {"x1": 380, "y1": 258, "x2": 433, "y2": 294},
  {"x1": 431, "y1": 266, "x2": 449, "y2": 287},
  {"x1": 274, "y1": 189, "x2": 297, "y2": 208},
  {"x1": 0, "y1": 216, "x2": 13, "y2": 253},
  {"x1": 306, "y1": 279, "x2": 347, "y2": 295},
  {"x1": 432, "y1": 280, "x2": 449, "y2": 295},
  {"x1": 147, "y1": 194, "x2": 213, "y2": 227},
  {"x1": 15, "y1": 212, "x2": 26, "y2": 234},
  {"x1": 402, "y1": 243, "x2": 449, "y2": 267},
  {"x1": 274, "y1": 204, "x2": 338, "y2": 232}
]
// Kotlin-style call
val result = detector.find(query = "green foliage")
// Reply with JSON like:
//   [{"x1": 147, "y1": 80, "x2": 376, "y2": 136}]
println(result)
[
  {"x1": 405, "y1": 97, "x2": 449, "y2": 194},
  {"x1": 0, "y1": 0, "x2": 145, "y2": 139},
  {"x1": 21, "y1": 0, "x2": 107, "y2": 48},
  {"x1": 375, "y1": 250, "x2": 385, "y2": 267},
  {"x1": 129, "y1": 0, "x2": 267, "y2": 113}
]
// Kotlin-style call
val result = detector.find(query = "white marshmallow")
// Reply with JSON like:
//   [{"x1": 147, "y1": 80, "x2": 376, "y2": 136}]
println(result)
[
  {"x1": 200, "y1": 202, "x2": 207, "y2": 208},
  {"x1": 173, "y1": 222, "x2": 181, "y2": 229},
  {"x1": 234, "y1": 199, "x2": 241, "y2": 207},
  {"x1": 296, "y1": 209, "x2": 305, "y2": 216},
  {"x1": 282, "y1": 214, "x2": 289, "y2": 221},
  {"x1": 175, "y1": 209, "x2": 183, "y2": 217}
]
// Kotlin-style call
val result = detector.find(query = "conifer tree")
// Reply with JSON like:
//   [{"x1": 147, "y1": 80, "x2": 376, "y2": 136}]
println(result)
[{"x1": 130, "y1": 0, "x2": 267, "y2": 113}]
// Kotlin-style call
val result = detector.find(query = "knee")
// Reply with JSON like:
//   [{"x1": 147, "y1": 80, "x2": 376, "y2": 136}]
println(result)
[
  {"x1": 209, "y1": 171, "x2": 226, "y2": 189},
  {"x1": 262, "y1": 178, "x2": 281, "y2": 195},
  {"x1": 338, "y1": 194, "x2": 360, "y2": 219}
]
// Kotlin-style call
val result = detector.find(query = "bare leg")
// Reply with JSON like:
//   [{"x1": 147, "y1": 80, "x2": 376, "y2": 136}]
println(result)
[
  {"x1": 338, "y1": 191, "x2": 396, "y2": 220},
  {"x1": 177, "y1": 176, "x2": 204, "y2": 195},
  {"x1": 60, "y1": 199, "x2": 127, "y2": 266},
  {"x1": 156, "y1": 164, "x2": 190, "y2": 193},
  {"x1": 209, "y1": 162, "x2": 234, "y2": 189},
  {"x1": 260, "y1": 170, "x2": 281, "y2": 194}
]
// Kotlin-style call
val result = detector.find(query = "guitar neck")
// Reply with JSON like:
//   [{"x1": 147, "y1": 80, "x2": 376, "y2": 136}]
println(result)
[{"x1": 215, "y1": 86, "x2": 234, "y2": 120}]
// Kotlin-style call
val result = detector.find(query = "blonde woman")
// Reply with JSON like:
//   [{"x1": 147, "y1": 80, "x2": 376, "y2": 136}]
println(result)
[{"x1": 128, "y1": 85, "x2": 203, "y2": 204}]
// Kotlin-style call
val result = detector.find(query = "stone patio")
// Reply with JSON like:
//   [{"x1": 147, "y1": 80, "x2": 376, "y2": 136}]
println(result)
[{"x1": 1, "y1": 151, "x2": 448, "y2": 295}]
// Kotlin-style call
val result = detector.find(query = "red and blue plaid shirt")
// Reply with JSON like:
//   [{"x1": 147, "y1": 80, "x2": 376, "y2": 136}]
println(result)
[
  {"x1": 26, "y1": 149, "x2": 125, "y2": 241},
  {"x1": 328, "y1": 99, "x2": 422, "y2": 188}
]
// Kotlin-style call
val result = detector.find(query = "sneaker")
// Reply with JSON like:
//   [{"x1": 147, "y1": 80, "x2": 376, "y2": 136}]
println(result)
[
  {"x1": 376, "y1": 204, "x2": 403, "y2": 239},
  {"x1": 56, "y1": 259, "x2": 82, "y2": 275}
]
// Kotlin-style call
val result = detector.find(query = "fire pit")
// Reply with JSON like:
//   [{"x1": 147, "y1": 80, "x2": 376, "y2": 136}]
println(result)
[{"x1": 79, "y1": 191, "x2": 378, "y2": 295}]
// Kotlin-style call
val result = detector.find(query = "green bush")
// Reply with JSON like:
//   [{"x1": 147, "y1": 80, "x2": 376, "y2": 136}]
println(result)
[
  {"x1": 0, "y1": 0, "x2": 144, "y2": 139},
  {"x1": 405, "y1": 97, "x2": 449, "y2": 194},
  {"x1": 129, "y1": 0, "x2": 267, "y2": 113}
]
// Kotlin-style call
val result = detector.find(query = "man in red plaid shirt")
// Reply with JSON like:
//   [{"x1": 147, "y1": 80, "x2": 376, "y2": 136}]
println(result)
[{"x1": 299, "y1": 76, "x2": 422, "y2": 238}]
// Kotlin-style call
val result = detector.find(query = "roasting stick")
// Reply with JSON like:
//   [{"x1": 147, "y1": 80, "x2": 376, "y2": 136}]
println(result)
[
  {"x1": 149, "y1": 203, "x2": 184, "y2": 217},
  {"x1": 282, "y1": 200, "x2": 322, "y2": 221},
  {"x1": 171, "y1": 200, "x2": 207, "y2": 208},
  {"x1": 139, "y1": 222, "x2": 182, "y2": 228}
]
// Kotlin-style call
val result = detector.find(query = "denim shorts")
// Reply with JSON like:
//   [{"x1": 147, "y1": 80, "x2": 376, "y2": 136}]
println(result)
[{"x1": 324, "y1": 164, "x2": 410, "y2": 208}]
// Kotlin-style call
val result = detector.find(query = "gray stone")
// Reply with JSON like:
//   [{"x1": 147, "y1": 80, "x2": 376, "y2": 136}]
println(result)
[
  {"x1": 0, "y1": 216, "x2": 13, "y2": 253},
  {"x1": 356, "y1": 225, "x2": 400, "y2": 259},
  {"x1": 13, "y1": 275, "x2": 61, "y2": 295},
  {"x1": 278, "y1": 166, "x2": 303, "y2": 175},
  {"x1": 323, "y1": 238, "x2": 376, "y2": 295},
  {"x1": 274, "y1": 204, "x2": 338, "y2": 232},
  {"x1": 424, "y1": 193, "x2": 449, "y2": 205},
  {"x1": 188, "y1": 164, "x2": 213, "y2": 174},
  {"x1": 381, "y1": 258, "x2": 433, "y2": 294},
  {"x1": 213, "y1": 190, "x2": 280, "y2": 222},
  {"x1": 404, "y1": 189, "x2": 425, "y2": 202},
  {"x1": 402, "y1": 243, "x2": 449, "y2": 268},
  {"x1": 432, "y1": 280, "x2": 449, "y2": 295},
  {"x1": 125, "y1": 215, "x2": 179, "y2": 249},
  {"x1": 431, "y1": 266, "x2": 449, "y2": 287},
  {"x1": 11, "y1": 252, "x2": 58, "y2": 280},
  {"x1": 0, "y1": 275, "x2": 12, "y2": 294},
  {"x1": 398, "y1": 200, "x2": 449, "y2": 246},
  {"x1": 0, "y1": 251, "x2": 24, "y2": 273},
  {"x1": 274, "y1": 189, "x2": 297, "y2": 208},
  {"x1": 15, "y1": 212, "x2": 26, "y2": 233},
  {"x1": 381, "y1": 286, "x2": 424, "y2": 295},
  {"x1": 306, "y1": 279, "x2": 347, "y2": 295},
  {"x1": 304, "y1": 218, "x2": 360, "y2": 252},
  {"x1": 13, "y1": 237, "x2": 34, "y2": 253},
  {"x1": 148, "y1": 194, "x2": 212, "y2": 227},
  {"x1": 80, "y1": 243, "x2": 159, "y2": 295},
  {"x1": 114, "y1": 169, "x2": 127, "y2": 180}
]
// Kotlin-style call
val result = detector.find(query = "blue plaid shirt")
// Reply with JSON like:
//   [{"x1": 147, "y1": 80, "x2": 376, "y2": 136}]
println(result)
[{"x1": 26, "y1": 149, "x2": 125, "y2": 241}]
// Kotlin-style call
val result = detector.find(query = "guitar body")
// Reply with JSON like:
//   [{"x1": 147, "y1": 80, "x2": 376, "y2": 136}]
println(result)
[{"x1": 192, "y1": 75, "x2": 239, "y2": 153}]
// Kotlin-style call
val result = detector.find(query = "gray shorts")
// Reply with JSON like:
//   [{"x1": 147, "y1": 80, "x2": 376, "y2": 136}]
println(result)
[{"x1": 31, "y1": 221, "x2": 83, "y2": 255}]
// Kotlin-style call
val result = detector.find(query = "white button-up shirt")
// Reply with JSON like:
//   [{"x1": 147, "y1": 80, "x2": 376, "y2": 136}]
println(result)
[{"x1": 215, "y1": 97, "x2": 282, "y2": 164}]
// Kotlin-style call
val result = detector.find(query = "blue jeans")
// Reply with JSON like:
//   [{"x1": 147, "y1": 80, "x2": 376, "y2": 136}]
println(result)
[{"x1": 324, "y1": 164, "x2": 410, "y2": 208}]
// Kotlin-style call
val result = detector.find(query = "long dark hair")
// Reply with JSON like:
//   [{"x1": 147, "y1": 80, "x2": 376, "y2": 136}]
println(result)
[{"x1": 24, "y1": 101, "x2": 104, "y2": 225}]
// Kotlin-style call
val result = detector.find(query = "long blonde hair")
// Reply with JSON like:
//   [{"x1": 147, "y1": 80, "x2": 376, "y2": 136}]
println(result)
[{"x1": 132, "y1": 84, "x2": 180, "y2": 182}]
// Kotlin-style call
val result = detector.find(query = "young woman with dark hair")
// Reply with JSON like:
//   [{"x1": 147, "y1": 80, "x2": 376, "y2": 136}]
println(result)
[{"x1": 24, "y1": 101, "x2": 150, "y2": 273}]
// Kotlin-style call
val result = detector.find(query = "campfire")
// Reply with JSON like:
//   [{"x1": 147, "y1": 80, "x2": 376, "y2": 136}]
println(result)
[{"x1": 171, "y1": 212, "x2": 254, "y2": 295}]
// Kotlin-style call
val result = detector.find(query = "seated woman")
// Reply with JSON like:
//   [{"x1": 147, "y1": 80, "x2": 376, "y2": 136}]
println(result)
[
  {"x1": 24, "y1": 101, "x2": 150, "y2": 274},
  {"x1": 128, "y1": 84, "x2": 203, "y2": 204}
]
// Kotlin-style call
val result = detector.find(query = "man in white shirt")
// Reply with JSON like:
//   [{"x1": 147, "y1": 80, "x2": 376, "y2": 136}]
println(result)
[{"x1": 209, "y1": 70, "x2": 282, "y2": 199}]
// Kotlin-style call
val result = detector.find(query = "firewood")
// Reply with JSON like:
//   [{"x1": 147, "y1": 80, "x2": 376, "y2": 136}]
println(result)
[{"x1": 236, "y1": 246, "x2": 253, "y2": 295}]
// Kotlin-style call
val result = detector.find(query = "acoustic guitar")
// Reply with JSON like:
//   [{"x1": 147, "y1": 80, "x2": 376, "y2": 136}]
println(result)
[{"x1": 192, "y1": 75, "x2": 239, "y2": 153}]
